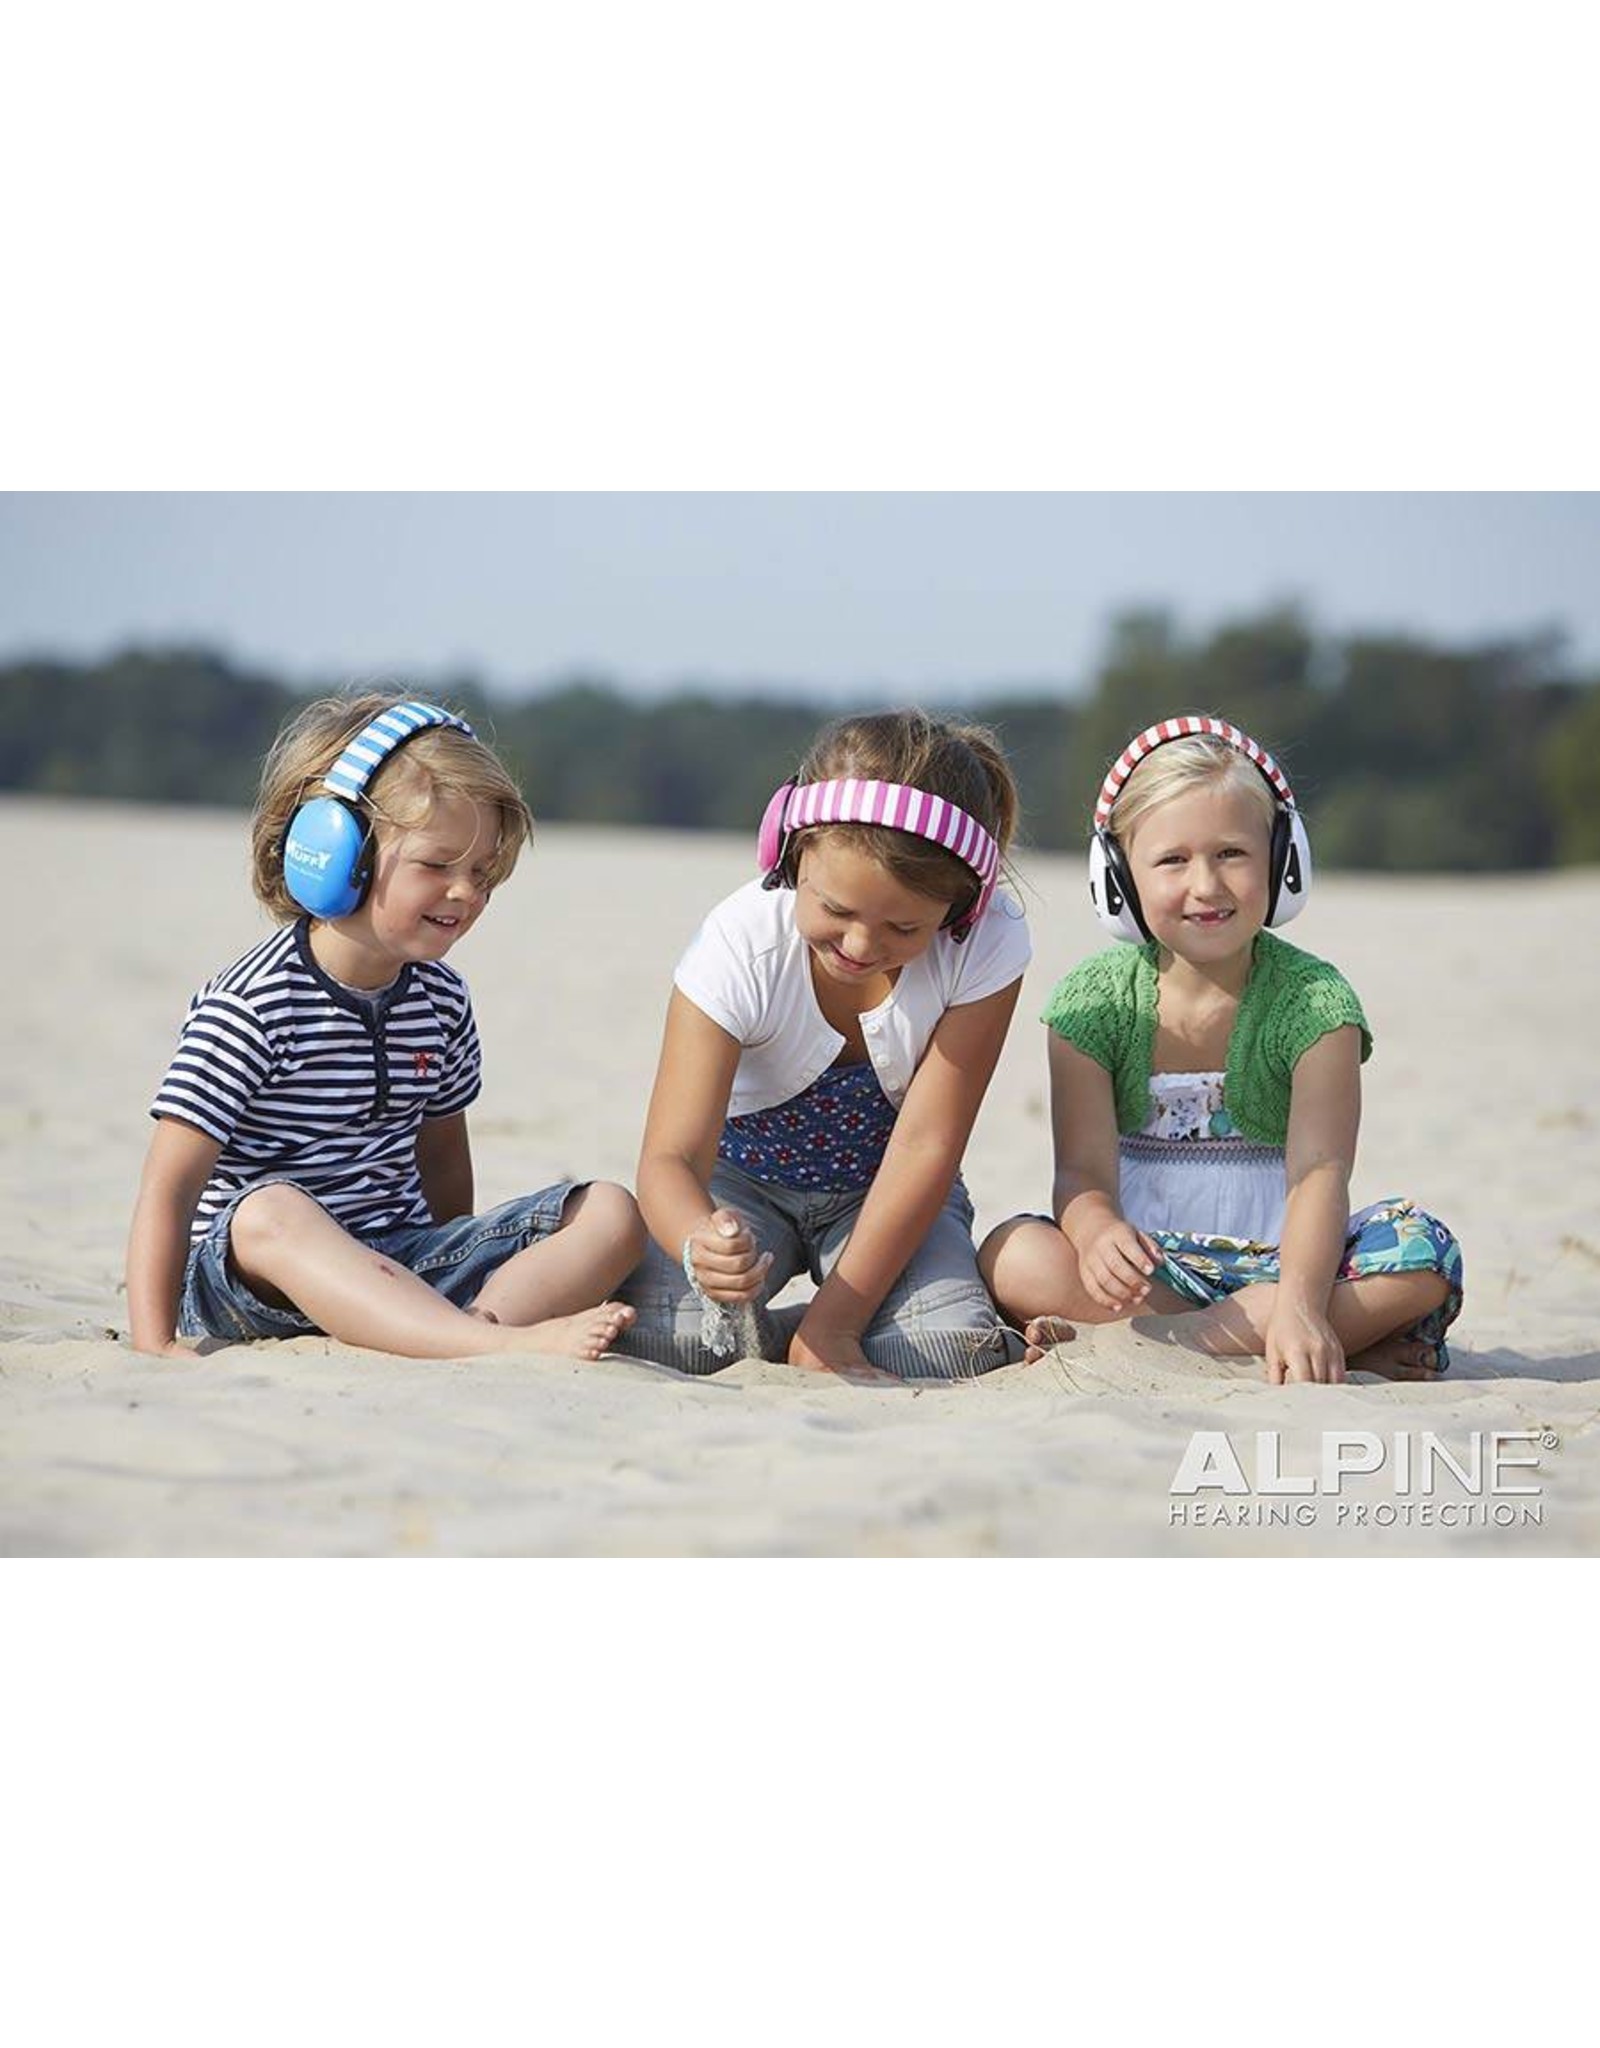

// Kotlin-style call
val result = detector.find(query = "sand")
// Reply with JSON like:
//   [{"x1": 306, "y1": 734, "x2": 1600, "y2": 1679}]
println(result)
[{"x1": 2, "y1": 794, "x2": 1596, "y2": 1556}]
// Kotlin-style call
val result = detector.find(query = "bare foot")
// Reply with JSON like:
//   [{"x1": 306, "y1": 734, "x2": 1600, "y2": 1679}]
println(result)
[
  {"x1": 1346, "y1": 1331, "x2": 1442, "y2": 1381},
  {"x1": 504, "y1": 1302, "x2": 637, "y2": 1361},
  {"x1": 1022, "y1": 1314, "x2": 1078, "y2": 1364}
]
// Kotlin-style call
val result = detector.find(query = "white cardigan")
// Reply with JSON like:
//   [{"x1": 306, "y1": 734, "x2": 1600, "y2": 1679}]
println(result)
[{"x1": 673, "y1": 878, "x2": 1032, "y2": 1117}]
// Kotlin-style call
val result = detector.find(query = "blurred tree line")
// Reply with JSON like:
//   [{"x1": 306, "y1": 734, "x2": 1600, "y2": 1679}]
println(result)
[{"x1": 3, "y1": 607, "x2": 1597, "y2": 868}]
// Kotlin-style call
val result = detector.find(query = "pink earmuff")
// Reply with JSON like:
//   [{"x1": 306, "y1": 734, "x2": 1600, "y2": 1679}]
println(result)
[
  {"x1": 758, "y1": 777, "x2": 1001, "y2": 940},
  {"x1": 1087, "y1": 714, "x2": 1313, "y2": 943},
  {"x1": 756, "y1": 783, "x2": 794, "y2": 876}
]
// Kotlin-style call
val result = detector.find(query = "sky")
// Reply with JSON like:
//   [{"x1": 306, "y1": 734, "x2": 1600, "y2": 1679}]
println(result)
[{"x1": 3, "y1": 493, "x2": 1597, "y2": 701}]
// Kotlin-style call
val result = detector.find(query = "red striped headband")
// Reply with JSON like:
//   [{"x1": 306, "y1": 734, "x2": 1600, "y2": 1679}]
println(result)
[{"x1": 1093, "y1": 715, "x2": 1296, "y2": 832}]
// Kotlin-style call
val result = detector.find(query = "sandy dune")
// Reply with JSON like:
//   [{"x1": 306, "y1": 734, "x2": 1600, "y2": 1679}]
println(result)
[{"x1": 2, "y1": 797, "x2": 1595, "y2": 1555}]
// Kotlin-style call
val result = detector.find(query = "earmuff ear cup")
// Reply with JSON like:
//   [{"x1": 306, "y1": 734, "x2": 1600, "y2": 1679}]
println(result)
[
  {"x1": 1266, "y1": 808, "x2": 1313, "y2": 927},
  {"x1": 1088, "y1": 828, "x2": 1149, "y2": 943},
  {"x1": 283, "y1": 796, "x2": 373, "y2": 917},
  {"x1": 940, "y1": 879, "x2": 987, "y2": 943},
  {"x1": 757, "y1": 782, "x2": 796, "y2": 886}
]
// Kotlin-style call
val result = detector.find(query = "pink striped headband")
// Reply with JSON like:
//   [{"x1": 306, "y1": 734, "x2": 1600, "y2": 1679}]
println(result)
[
  {"x1": 758, "y1": 777, "x2": 1001, "y2": 938},
  {"x1": 1093, "y1": 715, "x2": 1297, "y2": 832}
]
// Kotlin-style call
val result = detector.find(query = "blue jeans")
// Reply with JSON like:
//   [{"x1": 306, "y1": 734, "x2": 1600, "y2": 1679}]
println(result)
[
  {"x1": 613, "y1": 1159, "x2": 1024, "y2": 1381},
  {"x1": 178, "y1": 1178, "x2": 581, "y2": 1341}
]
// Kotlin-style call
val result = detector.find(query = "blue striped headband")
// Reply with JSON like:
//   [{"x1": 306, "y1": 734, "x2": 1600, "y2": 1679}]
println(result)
[{"x1": 319, "y1": 700, "x2": 477, "y2": 804}]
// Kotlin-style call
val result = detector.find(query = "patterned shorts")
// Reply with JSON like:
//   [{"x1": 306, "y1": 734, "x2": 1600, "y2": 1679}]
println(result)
[{"x1": 1149, "y1": 1197, "x2": 1464, "y2": 1369}]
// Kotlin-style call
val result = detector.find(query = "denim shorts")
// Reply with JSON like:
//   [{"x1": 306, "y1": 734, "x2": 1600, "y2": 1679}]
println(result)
[{"x1": 178, "y1": 1178, "x2": 581, "y2": 1341}]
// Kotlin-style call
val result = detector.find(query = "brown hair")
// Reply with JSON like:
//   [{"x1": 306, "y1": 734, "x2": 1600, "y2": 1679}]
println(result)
[
  {"x1": 782, "y1": 709, "x2": 1021, "y2": 915},
  {"x1": 250, "y1": 692, "x2": 535, "y2": 922}
]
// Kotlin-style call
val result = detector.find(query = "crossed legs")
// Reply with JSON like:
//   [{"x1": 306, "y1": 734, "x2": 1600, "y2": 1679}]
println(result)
[{"x1": 980, "y1": 1217, "x2": 1451, "y2": 1380}]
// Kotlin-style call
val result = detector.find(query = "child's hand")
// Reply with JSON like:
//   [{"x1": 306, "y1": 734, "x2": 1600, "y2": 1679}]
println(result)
[
  {"x1": 788, "y1": 1322, "x2": 899, "y2": 1385},
  {"x1": 687, "y1": 1208, "x2": 773, "y2": 1305},
  {"x1": 125, "y1": 1334, "x2": 200, "y2": 1361},
  {"x1": 1073, "y1": 1214, "x2": 1162, "y2": 1313},
  {"x1": 1265, "y1": 1302, "x2": 1347, "y2": 1385}
]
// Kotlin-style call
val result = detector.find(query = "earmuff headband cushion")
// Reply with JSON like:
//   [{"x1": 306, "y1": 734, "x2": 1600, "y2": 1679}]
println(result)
[
  {"x1": 1086, "y1": 715, "x2": 1311, "y2": 943},
  {"x1": 1093, "y1": 714, "x2": 1297, "y2": 829},
  {"x1": 758, "y1": 776, "x2": 1000, "y2": 934},
  {"x1": 321, "y1": 701, "x2": 476, "y2": 804}
]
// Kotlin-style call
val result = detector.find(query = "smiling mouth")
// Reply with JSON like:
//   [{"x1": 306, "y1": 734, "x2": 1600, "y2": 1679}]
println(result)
[
  {"x1": 424, "y1": 915, "x2": 462, "y2": 929},
  {"x1": 826, "y1": 945, "x2": 876, "y2": 973},
  {"x1": 1185, "y1": 909, "x2": 1234, "y2": 925}
]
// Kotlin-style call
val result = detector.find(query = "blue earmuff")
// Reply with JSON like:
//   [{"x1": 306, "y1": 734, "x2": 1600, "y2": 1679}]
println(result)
[{"x1": 283, "y1": 701, "x2": 476, "y2": 918}]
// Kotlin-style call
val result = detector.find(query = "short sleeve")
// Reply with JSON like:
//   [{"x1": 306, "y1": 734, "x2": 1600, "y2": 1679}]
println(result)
[
  {"x1": 1040, "y1": 949, "x2": 1134, "y2": 1074},
  {"x1": 1273, "y1": 961, "x2": 1372, "y2": 1071},
  {"x1": 673, "y1": 900, "x2": 764, "y2": 1044},
  {"x1": 427, "y1": 991, "x2": 483, "y2": 1117},
  {"x1": 1224, "y1": 937, "x2": 1375, "y2": 1142},
  {"x1": 149, "y1": 991, "x2": 275, "y2": 1144},
  {"x1": 946, "y1": 890, "x2": 1031, "y2": 1005}
]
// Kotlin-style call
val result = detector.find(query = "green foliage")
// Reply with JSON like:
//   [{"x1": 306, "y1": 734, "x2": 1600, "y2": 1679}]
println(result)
[
  {"x1": 1538, "y1": 685, "x2": 1600, "y2": 862},
  {"x1": 0, "y1": 646, "x2": 287, "y2": 807},
  {"x1": 1, "y1": 616, "x2": 1596, "y2": 870}
]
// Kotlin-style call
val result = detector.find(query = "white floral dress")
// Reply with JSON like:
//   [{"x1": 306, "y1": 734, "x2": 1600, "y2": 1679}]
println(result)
[{"x1": 1118, "y1": 1070, "x2": 1287, "y2": 1245}]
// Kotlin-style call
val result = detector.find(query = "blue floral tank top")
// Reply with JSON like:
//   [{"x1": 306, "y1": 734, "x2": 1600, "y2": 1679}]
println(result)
[{"x1": 718, "y1": 1062, "x2": 898, "y2": 1192}]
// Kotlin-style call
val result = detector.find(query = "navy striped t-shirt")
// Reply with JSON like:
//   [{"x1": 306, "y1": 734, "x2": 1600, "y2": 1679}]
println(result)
[{"x1": 150, "y1": 919, "x2": 482, "y2": 1242}]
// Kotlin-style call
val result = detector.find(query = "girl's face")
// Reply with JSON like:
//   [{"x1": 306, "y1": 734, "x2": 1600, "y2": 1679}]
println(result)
[
  {"x1": 1123, "y1": 780, "x2": 1273, "y2": 963},
  {"x1": 795, "y1": 836, "x2": 954, "y2": 988},
  {"x1": 346, "y1": 793, "x2": 498, "y2": 975}
]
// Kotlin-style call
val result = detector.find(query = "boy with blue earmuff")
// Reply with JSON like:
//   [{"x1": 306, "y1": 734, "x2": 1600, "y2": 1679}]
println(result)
[
  {"x1": 126, "y1": 692, "x2": 645, "y2": 1361},
  {"x1": 980, "y1": 714, "x2": 1464, "y2": 1385}
]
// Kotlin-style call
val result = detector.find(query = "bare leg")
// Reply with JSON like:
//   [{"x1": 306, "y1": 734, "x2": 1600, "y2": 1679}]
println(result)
[
  {"x1": 230, "y1": 1185, "x2": 636, "y2": 1360},
  {"x1": 978, "y1": 1217, "x2": 1191, "y2": 1359},
  {"x1": 472, "y1": 1182, "x2": 646, "y2": 1324},
  {"x1": 986, "y1": 1220, "x2": 1452, "y2": 1379},
  {"x1": 1162, "y1": 1273, "x2": 1453, "y2": 1380}
]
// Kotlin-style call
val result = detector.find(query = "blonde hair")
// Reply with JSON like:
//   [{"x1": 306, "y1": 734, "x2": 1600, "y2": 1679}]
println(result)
[
  {"x1": 251, "y1": 692, "x2": 535, "y2": 922},
  {"x1": 1107, "y1": 729, "x2": 1279, "y2": 851},
  {"x1": 784, "y1": 709, "x2": 1021, "y2": 912}
]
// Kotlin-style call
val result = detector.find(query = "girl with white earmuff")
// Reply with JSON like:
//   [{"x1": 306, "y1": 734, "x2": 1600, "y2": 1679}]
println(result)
[
  {"x1": 980, "y1": 714, "x2": 1463, "y2": 1384},
  {"x1": 616, "y1": 709, "x2": 1033, "y2": 1382}
]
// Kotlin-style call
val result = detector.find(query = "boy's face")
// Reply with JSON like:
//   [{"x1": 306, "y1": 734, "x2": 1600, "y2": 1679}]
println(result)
[{"x1": 354, "y1": 793, "x2": 499, "y2": 968}]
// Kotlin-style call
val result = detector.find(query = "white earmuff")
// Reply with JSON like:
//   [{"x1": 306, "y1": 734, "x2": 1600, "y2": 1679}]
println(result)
[
  {"x1": 1268, "y1": 810, "x2": 1313, "y2": 927},
  {"x1": 1087, "y1": 828, "x2": 1149, "y2": 943},
  {"x1": 1088, "y1": 715, "x2": 1314, "y2": 944}
]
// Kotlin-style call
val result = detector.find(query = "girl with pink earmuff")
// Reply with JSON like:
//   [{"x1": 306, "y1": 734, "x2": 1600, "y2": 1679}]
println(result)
[
  {"x1": 612, "y1": 709, "x2": 1033, "y2": 1382},
  {"x1": 980, "y1": 713, "x2": 1464, "y2": 1386}
]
